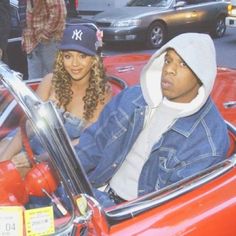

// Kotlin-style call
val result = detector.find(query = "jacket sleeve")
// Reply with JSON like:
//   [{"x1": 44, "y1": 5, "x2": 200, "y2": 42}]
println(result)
[
  {"x1": 74, "y1": 87, "x2": 133, "y2": 174},
  {"x1": 74, "y1": 94, "x2": 120, "y2": 173},
  {"x1": 42, "y1": 0, "x2": 67, "y2": 38}
]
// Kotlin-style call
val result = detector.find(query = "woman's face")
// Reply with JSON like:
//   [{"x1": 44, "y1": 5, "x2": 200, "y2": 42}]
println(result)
[{"x1": 62, "y1": 51, "x2": 94, "y2": 82}]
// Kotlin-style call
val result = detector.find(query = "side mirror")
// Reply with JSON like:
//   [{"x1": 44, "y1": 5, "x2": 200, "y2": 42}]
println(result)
[{"x1": 174, "y1": 1, "x2": 186, "y2": 8}]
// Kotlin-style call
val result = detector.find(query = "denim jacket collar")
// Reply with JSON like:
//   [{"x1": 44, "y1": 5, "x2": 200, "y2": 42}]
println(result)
[
  {"x1": 132, "y1": 91, "x2": 147, "y2": 108},
  {"x1": 132, "y1": 91, "x2": 213, "y2": 138},
  {"x1": 171, "y1": 97, "x2": 212, "y2": 137}
]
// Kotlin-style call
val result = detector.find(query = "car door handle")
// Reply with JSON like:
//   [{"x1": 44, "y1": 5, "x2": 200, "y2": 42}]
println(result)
[
  {"x1": 224, "y1": 101, "x2": 236, "y2": 108},
  {"x1": 191, "y1": 11, "x2": 198, "y2": 17}
]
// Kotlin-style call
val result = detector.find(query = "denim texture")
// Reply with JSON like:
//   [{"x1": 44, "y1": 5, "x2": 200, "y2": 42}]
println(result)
[
  {"x1": 27, "y1": 40, "x2": 59, "y2": 79},
  {"x1": 30, "y1": 108, "x2": 86, "y2": 155},
  {"x1": 75, "y1": 85, "x2": 229, "y2": 197}
]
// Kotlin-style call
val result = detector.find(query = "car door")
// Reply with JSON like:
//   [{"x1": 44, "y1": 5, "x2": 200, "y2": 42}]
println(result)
[
  {"x1": 166, "y1": 0, "x2": 203, "y2": 35},
  {"x1": 184, "y1": 0, "x2": 222, "y2": 30}
]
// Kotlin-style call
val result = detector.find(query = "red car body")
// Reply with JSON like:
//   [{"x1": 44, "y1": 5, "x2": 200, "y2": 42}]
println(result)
[{"x1": 0, "y1": 54, "x2": 236, "y2": 236}]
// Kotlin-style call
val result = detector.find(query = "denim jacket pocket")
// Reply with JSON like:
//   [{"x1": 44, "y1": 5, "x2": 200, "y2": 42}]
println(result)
[
  {"x1": 104, "y1": 110, "x2": 129, "y2": 146},
  {"x1": 157, "y1": 148, "x2": 179, "y2": 187}
]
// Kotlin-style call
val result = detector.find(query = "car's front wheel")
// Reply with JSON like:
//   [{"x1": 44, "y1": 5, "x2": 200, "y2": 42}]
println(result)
[
  {"x1": 211, "y1": 16, "x2": 226, "y2": 38},
  {"x1": 146, "y1": 22, "x2": 167, "y2": 49}
]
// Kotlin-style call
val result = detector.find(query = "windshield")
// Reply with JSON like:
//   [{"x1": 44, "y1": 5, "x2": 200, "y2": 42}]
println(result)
[
  {"x1": 126, "y1": 0, "x2": 170, "y2": 7},
  {"x1": 0, "y1": 62, "x2": 93, "y2": 235}
]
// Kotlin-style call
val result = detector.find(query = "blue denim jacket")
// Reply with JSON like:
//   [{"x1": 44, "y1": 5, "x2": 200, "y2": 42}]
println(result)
[{"x1": 75, "y1": 85, "x2": 229, "y2": 196}]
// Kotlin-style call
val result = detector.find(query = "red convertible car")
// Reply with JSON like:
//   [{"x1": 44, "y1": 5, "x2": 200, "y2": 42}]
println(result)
[{"x1": 0, "y1": 53, "x2": 236, "y2": 236}]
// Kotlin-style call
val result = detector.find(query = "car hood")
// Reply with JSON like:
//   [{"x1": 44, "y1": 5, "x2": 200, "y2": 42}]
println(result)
[{"x1": 93, "y1": 6, "x2": 166, "y2": 21}]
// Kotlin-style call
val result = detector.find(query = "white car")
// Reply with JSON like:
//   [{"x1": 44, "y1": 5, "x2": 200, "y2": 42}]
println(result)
[{"x1": 225, "y1": 0, "x2": 236, "y2": 27}]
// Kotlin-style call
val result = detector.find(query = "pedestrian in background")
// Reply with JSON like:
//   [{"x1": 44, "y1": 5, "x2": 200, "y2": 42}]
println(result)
[
  {"x1": 66, "y1": 0, "x2": 78, "y2": 17},
  {"x1": 0, "y1": 0, "x2": 11, "y2": 63},
  {"x1": 18, "y1": 0, "x2": 27, "y2": 29},
  {"x1": 22, "y1": 0, "x2": 67, "y2": 80}
]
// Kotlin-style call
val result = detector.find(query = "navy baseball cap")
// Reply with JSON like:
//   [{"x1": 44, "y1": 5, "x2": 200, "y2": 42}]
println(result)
[{"x1": 58, "y1": 24, "x2": 98, "y2": 56}]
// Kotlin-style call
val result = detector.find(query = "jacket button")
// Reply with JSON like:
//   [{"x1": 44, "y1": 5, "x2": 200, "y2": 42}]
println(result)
[{"x1": 112, "y1": 163, "x2": 117, "y2": 168}]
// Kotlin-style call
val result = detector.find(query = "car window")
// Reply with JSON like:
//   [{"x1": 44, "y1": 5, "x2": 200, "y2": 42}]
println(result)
[
  {"x1": 184, "y1": 0, "x2": 216, "y2": 4},
  {"x1": 127, "y1": 0, "x2": 170, "y2": 7}
]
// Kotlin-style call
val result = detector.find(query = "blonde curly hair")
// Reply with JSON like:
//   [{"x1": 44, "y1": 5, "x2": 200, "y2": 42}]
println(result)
[{"x1": 52, "y1": 51, "x2": 108, "y2": 121}]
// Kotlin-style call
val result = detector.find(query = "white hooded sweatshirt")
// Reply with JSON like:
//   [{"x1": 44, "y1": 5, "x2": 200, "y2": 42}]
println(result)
[{"x1": 140, "y1": 32, "x2": 217, "y2": 114}]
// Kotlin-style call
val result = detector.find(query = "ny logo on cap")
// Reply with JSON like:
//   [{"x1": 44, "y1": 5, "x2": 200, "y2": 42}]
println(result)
[{"x1": 72, "y1": 29, "x2": 83, "y2": 41}]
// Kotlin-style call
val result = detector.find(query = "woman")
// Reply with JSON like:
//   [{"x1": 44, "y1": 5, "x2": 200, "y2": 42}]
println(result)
[{"x1": 0, "y1": 24, "x2": 112, "y2": 168}]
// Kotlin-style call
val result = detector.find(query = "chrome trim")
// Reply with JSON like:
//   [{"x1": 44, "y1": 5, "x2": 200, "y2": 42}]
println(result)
[
  {"x1": 8, "y1": 37, "x2": 22, "y2": 43},
  {"x1": 108, "y1": 75, "x2": 128, "y2": 89},
  {"x1": 226, "y1": 120, "x2": 236, "y2": 133},
  {"x1": 0, "y1": 99, "x2": 17, "y2": 127},
  {"x1": 224, "y1": 101, "x2": 236, "y2": 108},
  {"x1": 116, "y1": 65, "x2": 134, "y2": 73},
  {"x1": 26, "y1": 78, "x2": 42, "y2": 84}
]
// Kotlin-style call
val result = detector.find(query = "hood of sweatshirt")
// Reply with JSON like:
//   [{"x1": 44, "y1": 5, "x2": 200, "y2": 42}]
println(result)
[{"x1": 140, "y1": 33, "x2": 216, "y2": 116}]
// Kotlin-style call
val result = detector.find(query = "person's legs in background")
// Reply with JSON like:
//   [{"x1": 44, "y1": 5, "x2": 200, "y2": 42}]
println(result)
[
  {"x1": 27, "y1": 40, "x2": 58, "y2": 80},
  {"x1": 41, "y1": 40, "x2": 59, "y2": 77}
]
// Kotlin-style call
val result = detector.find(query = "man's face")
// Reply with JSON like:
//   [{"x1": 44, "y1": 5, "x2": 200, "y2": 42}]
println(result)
[{"x1": 161, "y1": 49, "x2": 201, "y2": 103}]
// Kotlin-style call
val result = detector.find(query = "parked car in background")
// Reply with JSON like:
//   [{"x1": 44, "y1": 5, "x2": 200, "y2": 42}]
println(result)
[
  {"x1": 93, "y1": 0, "x2": 229, "y2": 49},
  {"x1": 225, "y1": 0, "x2": 236, "y2": 27}
]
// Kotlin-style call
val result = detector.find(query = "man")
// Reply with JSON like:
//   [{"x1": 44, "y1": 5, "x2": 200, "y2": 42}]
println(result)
[
  {"x1": 0, "y1": 0, "x2": 11, "y2": 63},
  {"x1": 75, "y1": 33, "x2": 230, "y2": 207},
  {"x1": 22, "y1": 0, "x2": 67, "y2": 79}
]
